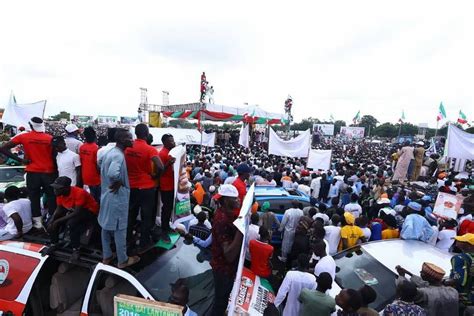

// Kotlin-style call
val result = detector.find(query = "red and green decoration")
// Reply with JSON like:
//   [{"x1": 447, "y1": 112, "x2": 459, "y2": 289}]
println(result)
[{"x1": 162, "y1": 110, "x2": 288, "y2": 125}]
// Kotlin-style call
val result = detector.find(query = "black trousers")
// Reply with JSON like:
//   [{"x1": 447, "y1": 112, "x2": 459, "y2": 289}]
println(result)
[
  {"x1": 160, "y1": 190, "x2": 174, "y2": 231},
  {"x1": 128, "y1": 188, "x2": 157, "y2": 246},
  {"x1": 211, "y1": 270, "x2": 235, "y2": 316},
  {"x1": 48, "y1": 207, "x2": 95, "y2": 248},
  {"x1": 26, "y1": 172, "x2": 57, "y2": 217}
]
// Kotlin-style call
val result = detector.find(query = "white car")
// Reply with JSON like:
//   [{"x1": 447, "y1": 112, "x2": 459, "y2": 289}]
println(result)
[{"x1": 329, "y1": 239, "x2": 453, "y2": 312}]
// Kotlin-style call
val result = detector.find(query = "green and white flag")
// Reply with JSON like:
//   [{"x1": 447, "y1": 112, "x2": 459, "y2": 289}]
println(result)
[
  {"x1": 352, "y1": 110, "x2": 360, "y2": 124},
  {"x1": 437, "y1": 102, "x2": 447, "y2": 121}
]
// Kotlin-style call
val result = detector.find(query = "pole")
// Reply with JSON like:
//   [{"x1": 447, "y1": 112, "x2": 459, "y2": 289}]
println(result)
[
  {"x1": 42, "y1": 100, "x2": 47, "y2": 119},
  {"x1": 397, "y1": 122, "x2": 402, "y2": 138},
  {"x1": 434, "y1": 120, "x2": 439, "y2": 138}
]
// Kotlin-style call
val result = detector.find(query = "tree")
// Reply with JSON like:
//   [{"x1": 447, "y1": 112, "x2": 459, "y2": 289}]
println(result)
[
  {"x1": 291, "y1": 117, "x2": 319, "y2": 131},
  {"x1": 334, "y1": 120, "x2": 346, "y2": 134},
  {"x1": 399, "y1": 123, "x2": 419, "y2": 136},
  {"x1": 466, "y1": 126, "x2": 474, "y2": 134},
  {"x1": 356, "y1": 115, "x2": 378, "y2": 136},
  {"x1": 50, "y1": 111, "x2": 70, "y2": 121},
  {"x1": 373, "y1": 122, "x2": 398, "y2": 138}
]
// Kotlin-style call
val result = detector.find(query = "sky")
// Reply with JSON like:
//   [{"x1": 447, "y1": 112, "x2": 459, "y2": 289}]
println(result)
[{"x1": 1, "y1": 0, "x2": 473, "y2": 128}]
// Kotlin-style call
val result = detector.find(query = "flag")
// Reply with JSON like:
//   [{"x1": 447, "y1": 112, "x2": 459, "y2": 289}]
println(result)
[
  {"x1": 352, "y1": 110, "x2": 360, "y2": 124},
  {"x1": 1, "y1": 92, "x2": 46, "y2": 128},
  {"x1": 238, "y1": 124, "x2": 249, "y2": 148},
  {"x1": 330, "y1": 114, "x2": 335, "y2": 122},
  {"x1": 436, "y1": 102, "x2": 447, "y2": 121},
  {"x1": 399, "y1": 110, "x2": 405, "y2": 123},
  {"x1": 458, "y1": 110, "x2": 468, "y2": 124}
]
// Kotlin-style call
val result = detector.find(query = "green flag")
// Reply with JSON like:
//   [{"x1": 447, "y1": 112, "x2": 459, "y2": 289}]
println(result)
[{"x1": 437, "y1": 102, "x2": 447, "y2": 121}]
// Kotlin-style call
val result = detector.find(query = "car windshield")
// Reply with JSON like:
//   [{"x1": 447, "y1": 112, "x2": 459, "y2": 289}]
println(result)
[
  {"x1": 334, "y1": 245, "x2": 397, "y2": 311},
  {"x1": 134, "y1": 239, "x2": 214, "y2": 315},
  {"x1": 0, "y1": 167, "x2": 24, "y2": 183}
]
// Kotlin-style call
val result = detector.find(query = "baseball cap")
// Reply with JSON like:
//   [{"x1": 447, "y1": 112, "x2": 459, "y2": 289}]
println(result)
[
  {"x1": 213, "y1": 184, "x2": 239, "y2": 199},
  {"x1": 50, "y1": 176, "x2": 72, "y2": 189},
  {"x1": 455, "y1": 233, "x2": 474, "y2": 245},
  {"x1": 65, "y1": 124, "x2": 79, "y2": 133}
]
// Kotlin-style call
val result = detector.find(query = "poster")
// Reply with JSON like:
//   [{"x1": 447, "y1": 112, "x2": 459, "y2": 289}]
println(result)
[
  {"x1": 97, "y1": 115, "x2": 119, "y2": 125},
  {"x1": 148, "y1": 128, "x2": 215, "y2": 147},
  {"x1": 149, "y1": 111, "x2": 162, "y2": 127},
  {"x1": 114, "y1": 295, "x2": 182, "y2": 316},
  {"x1": 72, "y1": 115, "x2": 93, "y2": 124},
  {"x1": 340, "y1": 126, "x2": 365, "y2": 139},
  {"x1": 169, "y1": 145, "x2": 193, "y2": 224},
  {"x1": 307, "y1": 149, "x2": 332, "y2": 171},
  {"x1": 313, "y1": 124, "x2": 334, "y2": 136},
  {"x1": 433, "y1": 192, "x2": 465, "y2": 219},
  {"x1": 120, "y1": 116, "x2": 139, "y2": 125},
  {"x1": 228, "y1": 185, "x2": 274, "y2": 316}
]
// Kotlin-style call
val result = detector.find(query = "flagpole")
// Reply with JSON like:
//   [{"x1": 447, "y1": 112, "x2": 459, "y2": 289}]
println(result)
[
  {"x1": 397, "y1": 122, "x2": 402, "y2": 138},
  {"x1": 434, "y1": 120, "x2": 439, "y2": 138}
]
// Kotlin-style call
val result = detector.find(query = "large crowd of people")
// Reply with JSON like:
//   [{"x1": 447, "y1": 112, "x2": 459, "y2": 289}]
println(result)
[{"x1": 0, "y1": 116, "x2": 473, "y2": 315}]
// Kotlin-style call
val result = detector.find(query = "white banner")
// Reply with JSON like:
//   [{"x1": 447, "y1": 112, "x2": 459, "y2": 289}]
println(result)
[
  {"x1": 307, "y1": 149, "x2": 332, "y2": 170},
  {"x1": 268, "y1": 128, "x2": 310, "y2": 158},
  {"x1": 1, "y1": 93, "x2": 46, "y2": 128},
  {"x1": 238, "y1": 124, "x2": 250, "y2": 148},
  {"x1": 148, "y1": 128, "x2": 215, "y2": 147},
  {"x1": 340, "y1": 126, "x2": 365, "y2": 138},
  {"x1": 445, "y1": 124, "x2": 474, "y2": 160},
  {"x1": 313, "y1": 124, "x2": 334, "y2": 136}
]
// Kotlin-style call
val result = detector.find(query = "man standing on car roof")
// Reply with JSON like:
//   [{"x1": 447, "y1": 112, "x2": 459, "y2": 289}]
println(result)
[
  {"x1": 0, "y1": 117, "x2": 56, "y2": 230},
  {"x1": 210, "y1": 184, "x2": 243, "y2": 316},
  {"x1": 98, "y1": 129, "x2": 140, "y2": 269},
  {"x1": 158, "y1": 133, "x2": 176, "y2": 243}
]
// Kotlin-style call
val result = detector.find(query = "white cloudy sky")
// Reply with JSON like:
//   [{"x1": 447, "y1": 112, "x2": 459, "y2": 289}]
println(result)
[{"x1": 1, "y1": 0, "x2": 473, "y2": 127}]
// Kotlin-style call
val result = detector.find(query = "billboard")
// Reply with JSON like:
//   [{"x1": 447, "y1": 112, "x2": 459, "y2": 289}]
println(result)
[
  {"x1": 72, "y1": 115, "x2": 93, "y2": 125},
  {"x1": 340, "y1": 126, "x2": 365, "y2": 138},
  {"x1": 97, "y1": 115, "x2": 119, "y2": 125},
  {"x1": 149, "y1": 111, "x2": 161, "y2": 127},
  {"x1": 313, "y1": 124, "x2": 334, "y2": 136},
  {"x1": 120, "y1": 116, "x2": 139, "y2": 125}
]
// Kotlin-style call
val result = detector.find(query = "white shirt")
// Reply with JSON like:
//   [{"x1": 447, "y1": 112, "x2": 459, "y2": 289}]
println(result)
[
  {"x1": 313, "y1": 213, "x2": 330, "y2": 225},
  {"x1": 314, "y1": 255, "x2": 336, "y2": 281},
  {"x1": 65, "y1": 136, "x2": 83, "y2": 154},
  {"x1": 56, "y1": 149, "x2": 81, "y2": 186},
  {"x1": 344, "y1": 203, "x2": 362, "y2": 218},
  {"x1": 328, "y1": 184, "x2": 339, "y2": 198},
  {"x1": 224, "y1": 176, "x2": 236, "y2": 185},
  {"x1": 298, "y1": 184, "x2": 311, "y2": 196},
  {"x1": 310, "y1": 177, "x2": 321, "y2": 199},
  {"x1": 324, "y1": 225, "x2": 341, "y2": 256},
  {"x1": 97, "y1": 143, "x2": 116, "y2": 166},
  {"x1": 274, "y1": 270, "x2": 316, "y2": 316},
  {"x1": 188, "y1": 217, "x2": 212, "y2": 230},
  {"x1": 1, "y1": 199, "x2": 32, "y2": 235},
  {"x1": 246, "y1": 224, "x2": 260, "y2": 260},
  {"x1": 362, "y1": 227, "x2": 372, "y2": 240},
  {"x1": 436, "y1": 229, "x2": 456, "y2": 252}
]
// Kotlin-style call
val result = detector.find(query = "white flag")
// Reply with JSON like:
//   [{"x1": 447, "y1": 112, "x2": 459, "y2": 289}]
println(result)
[
  {"x1": 307, "y1": 149, "x2": 332, "y2": 170},
  {"x1": 238, "y1": 124, "x2": 250, "y2": 148},
  {"x1": 268, "y1": 128, "x2": 310, "y2": 158},
  {"x1": 445, "y1": 124, "x2": 474, "y2": 160},
  {"x1": 201, "y1": 132, "x2": 216, "y2": 147},
  {"x1": 1, "y1": 92, "x2": 46, "y2": 128}
]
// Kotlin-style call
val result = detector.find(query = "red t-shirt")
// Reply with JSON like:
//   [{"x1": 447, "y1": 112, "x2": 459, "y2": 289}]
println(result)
[
  {"x1": 56, "y1": 186, "x2": 99, "y2": 215},
  {"x1": 459, "y1": 219, "x2": 474, "y2": 236},
  {"x1": 249, "y1": 239, "x2": 273, "y2": 278},
  {"x1": 125, "y1": 139, "x2": 159, "y2": 189},
  {"x1": 232, "y1": 177, "x2": 247, "y2": 206},
  {"x1": 12, "y1": 131, "x2": 55, "y2": 173},
  {"x1": 79, "y1": 142, "x2": 100, "y2": 186},
  {"x1": 158, "y1": 147, "x2": 174, "y2": 191}
]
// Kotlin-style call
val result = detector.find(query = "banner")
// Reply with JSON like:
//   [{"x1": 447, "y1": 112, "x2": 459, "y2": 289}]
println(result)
[
  {"x1": 313, "y1": 124, "x2": 334, "y2": 136},
  {"x1": 169, "y1": 145, "x2": 193, "y2": 225},
  {"x1": 1, "y1": 93, "x2": 46, "y2": 128},
  {"x1": 238, "y1": 124, "x2": 250, "y2": 148},
  {"x1": 307, "y1": 149, "x2": 332, "y2": 171},
  {"x1": 445, "y1": 124, "x2": 474, "y2": 160},
  {"x1": 268, "y1": 128, "x2": 310, "y2": 158},
  {"x1": 433, "y1": 192, "x2": 466, "y2": 220},
  {"x1": 72, "y1": 115, "x2": 93, "y2": 125},
  {"x1": 148, "y1": 128, "x2": 215, "y2": 147},
  {"x1": 149, "y1": 111, "x2": 161, "y2": 127},
  {"x1": 114, "y1": 295, "x2": 182, "y2": 315},
  {"x1": 120, "y1": 116, "x2": 139, "y2": 125},
  {"x1": 228, "y1": 184, "x2": 276, "y2": 316},
  {"x1": 97, "y1": 115, "x2": 119, "y2": 125},
  {"x1": 340, "y1": 126, "x2": 365, "y2": 139}
]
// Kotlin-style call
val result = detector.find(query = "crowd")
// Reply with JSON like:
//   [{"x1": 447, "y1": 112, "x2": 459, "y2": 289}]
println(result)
[{"x1": 0, "y1": 116, "x2": 473, "y2": 315}]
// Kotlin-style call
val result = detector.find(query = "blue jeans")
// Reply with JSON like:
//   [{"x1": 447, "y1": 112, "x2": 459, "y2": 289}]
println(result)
[{"x1": 101, "y1": 228, "x2": 127, "y2": 264}]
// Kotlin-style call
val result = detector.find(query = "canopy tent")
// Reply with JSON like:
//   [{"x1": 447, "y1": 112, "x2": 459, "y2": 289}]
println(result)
[{"x1": 161, "y1": 103, "x2": 288, "y2": 125}]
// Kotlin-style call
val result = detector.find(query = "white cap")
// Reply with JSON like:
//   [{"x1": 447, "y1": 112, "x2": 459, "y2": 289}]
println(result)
[
  {"x1": 216, "y1": 184, "x2": 239, "y2": 198},
  {"x1": 209, "y1": 185, "x2": 216, "y2": 193},
  {"x1": 194, "y1": 205, "x2": 202, "y2": 214},
  {"x1": 65, "y1": 124, "x2": 79, "y2": 133},
  {"x1": 416, "y1": 141, "x2": 424, "y2": 146}
]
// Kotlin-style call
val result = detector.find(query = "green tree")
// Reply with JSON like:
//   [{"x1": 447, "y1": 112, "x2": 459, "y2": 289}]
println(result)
[
  {"x1": 334, "y1": 120, "x2": 346, "y2": 134},
  {"x1": 291, "y1": 117, "x2": 319, "y2": 131},
  {"x1": 399, "y1": 123, "x2": 419, "y2": 136},
  {"x1": 373, "y1": 122, "x2": 398, "y2": 138},
  {"x1": 356, "y1": 115, "x2": 378, "y2": 135},
  {"x1": 50, "y1": 111, "x2": 70, "y2": 121}
]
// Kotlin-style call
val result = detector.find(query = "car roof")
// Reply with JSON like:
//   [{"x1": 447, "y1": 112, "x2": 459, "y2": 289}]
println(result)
[
  {"x1": 361, "y1": 239, "x2": 452, "y2": 276},
  {"x1": 254, "y1": 186, "x2": 305, "y2": 198}
]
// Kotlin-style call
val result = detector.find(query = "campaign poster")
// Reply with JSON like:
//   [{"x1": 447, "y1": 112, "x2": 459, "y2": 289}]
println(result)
[
  {"x1": 120, "y1": 116, "x2": 139, "y2": 125},
  {"x1": 97, "y1": 115, "x2": 119, "y2": 125},
  {"x1": 313, "y1": 124, "x2": 334, "y2": 136},
  {"x1": 340, "y1": 126, "x2": 365, "y2": 139},
  {"x1": 169, "y1": 145, "x2": 193, "y2": 224},
  {"x1": 149, "y1": 111, "x2": 162, "y2": 127},
  {"x1": 72, "y1": 115, "x2": 93, "y2": 125},
  {"x1": 433, "y1": 192, "x2": 465, "y2": 219}
]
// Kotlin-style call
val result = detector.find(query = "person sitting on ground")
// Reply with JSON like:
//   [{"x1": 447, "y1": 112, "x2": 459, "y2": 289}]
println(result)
[
  {"x1": 0, "y1": 186, "x2": 32, "y2": 240},
  {"x1": 47, "y1": 176, "x2": 99, "y2": 261},
  {"x1": 382, "y1": 214, "x2": 400, "y2": 240},
  {"x1": 249, "y1": 227, "x2": 273, "y2": 278},
  {"x1": 189, "y1": 211, "x2": 212, "y2": 241},
  {"x1": 357, "y1": 285, "x2": 378, "y2": 316},
  {"x1": 298, "y1": 272, "x2": 336, "y2": 316},
  {"x1": 400, "y1": 202, "x2": 434, "y2": 242},
  {"x1": 335, "y1": 288, "x2": 363, "y2": 316},
  {"x1": 383, "y1": 279, "x2": 426, "y2": 316}
]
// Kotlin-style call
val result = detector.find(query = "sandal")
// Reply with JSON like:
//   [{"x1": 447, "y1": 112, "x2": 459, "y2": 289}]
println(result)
[{"x1": 118, "y1": 256, "x2": 140, "y2": 269}]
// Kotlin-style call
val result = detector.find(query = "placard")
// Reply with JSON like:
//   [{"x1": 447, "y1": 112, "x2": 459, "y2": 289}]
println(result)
[
  {"x1": 433, "y1": 192, "x2": 465, "y2": 219},
  {"x1": 114, "y1": 294, "x2": 182, "y2": 316},
  {"x1": 340, "y1": 126, "x2": 365, "y2": 139},
  {"x1": 313, "y1": 124, "x2": 334, "y2": 136}
]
